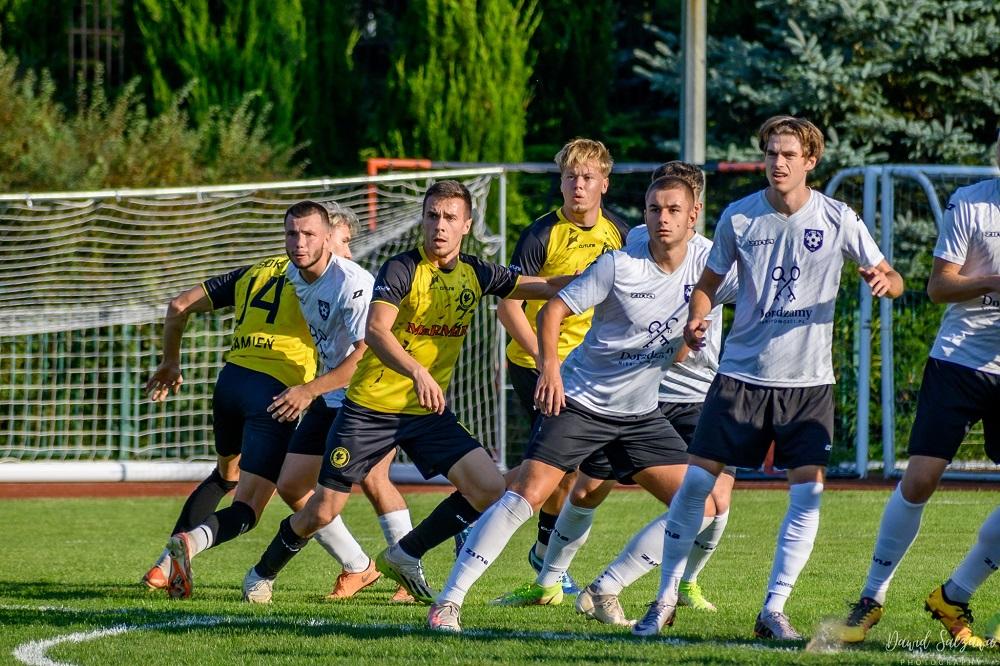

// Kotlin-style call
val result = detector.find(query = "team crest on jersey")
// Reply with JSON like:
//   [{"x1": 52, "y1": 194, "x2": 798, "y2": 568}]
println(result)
[
  {"x1": 684, "y1": 284, "x2": 694, "y2": 303},
  {"x1": 803, "y1": 229, "x2": 824, "y2": 253},
  {"x1": 318, "y1": 300, "x2": 331, "y2": 321},
  {"x1": 330, "y1": 447, "x2": 350, "y2": 468}
]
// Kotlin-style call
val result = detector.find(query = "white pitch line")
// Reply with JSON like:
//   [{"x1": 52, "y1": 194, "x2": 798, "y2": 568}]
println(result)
[{"x1": 4, "y1": 604, "x2": 994, "y2": 665}]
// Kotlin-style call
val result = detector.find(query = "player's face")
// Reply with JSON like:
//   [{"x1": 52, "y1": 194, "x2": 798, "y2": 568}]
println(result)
[
  {"x1": 560, "y1": 161, "x2": 609, "y2": 216},
  {"x1": 330, "y1": 223, "x2": 353, "y2": 260},
  {"x1": 644, "y1": 186, "x2": 696, "y2": 248},
  {"x1": 285, "y1": 213, "x2": 331, "y2": 272},
  {"x1": 764, "y1": 133, "x2": 816, "y2": 196},
  {"x1": 422, "y1": 196, "x2": 471, "y2": 260}
]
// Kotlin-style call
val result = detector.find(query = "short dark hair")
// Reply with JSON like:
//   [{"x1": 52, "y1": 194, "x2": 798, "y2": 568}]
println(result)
[
  {"x1": 650, "y1": 161, "x2": 704, "y2": 198},
  {"x1": 284, "y1": 200, "x2": 331, "y2": 227},
  {"x1": 423, "y1": 180, "x2": 473, "y2": 217},
  {"x1": 645, "y1": 175, "x2": 695, "y2": 205}
]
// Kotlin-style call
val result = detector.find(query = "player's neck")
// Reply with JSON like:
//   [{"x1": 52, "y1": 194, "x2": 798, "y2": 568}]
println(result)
[
  {"x1": 422, "y1": 243, "x2": 461, "y2": 270},
  {"x1": 561, "y1": 204, "x2": 601, "y2": 229},
  {"x1": 648, "y1": 238, "x2": 687, "y2": 273},
  {"x1": 766, "y1": 185, "x2": 812, "y2": 216}
]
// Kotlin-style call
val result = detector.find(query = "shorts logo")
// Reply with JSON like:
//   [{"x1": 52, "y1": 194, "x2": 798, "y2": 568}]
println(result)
[
  {"x1": 318, "y1": 300, "x2": 331, "y2": 321},
  {"x1": 984, "y1": 231, "x2": 1000, "y2": 238},
  {"x1": 330, "y1": 447, "x2": 350, "y2": 468},
  {"x1": 684, "y1": 284, "x2": 694, "y2": 303},
  {"x1": 803, "y1": 229, "x2": 824, "y2": 252}
]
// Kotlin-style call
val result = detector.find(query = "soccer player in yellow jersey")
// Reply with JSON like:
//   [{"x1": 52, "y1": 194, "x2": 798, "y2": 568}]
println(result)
[
  {"x1": 143, "y1": 201, "x2": 409, "y2": 600},
  {"x1": 248, "y1": 180, "x2": 572, "y2": 603},
  {"x1": 496, "y1": 138, "x2": 629, "y2": 592}
]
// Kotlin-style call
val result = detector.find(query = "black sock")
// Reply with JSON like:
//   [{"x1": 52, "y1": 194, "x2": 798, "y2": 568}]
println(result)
[
  {"x1": 537, "y1": 510, "x2": 558, "y2": 547},
  {"x1": 398, "y1": 491, "x2": 482, "y2": 559},
  {"x1": 171, "y1": 468, "x2": 238, "y2": 534},
  {"x1": 254, "y1": 516, "x2": 310, "y2": 578},
  {"x1": 203, "y1": 500, "x2": 257, "y2": 549}
]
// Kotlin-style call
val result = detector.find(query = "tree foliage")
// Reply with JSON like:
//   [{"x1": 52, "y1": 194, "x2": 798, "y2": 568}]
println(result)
[
  {"x1": 134, "y1": 0, "x2": 306, "y2": 149},
  {"x1": 636, "y1": 0, "x2": 1000, "y2": 169},
  {"x1": 0, "y1": 48, "x2": 300, "y2": 191}
]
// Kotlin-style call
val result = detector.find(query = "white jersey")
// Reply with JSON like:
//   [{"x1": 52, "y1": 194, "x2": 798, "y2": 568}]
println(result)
[
  {"x1": 626, "y1": 228, "x2": 738, "y2": 402},
  {"x1": 558, "y1": 242, "x2": 699, "y2": 416},
  {"x1": 287, "y1": 255, "x2": 374, "y2": 407},
  {"x1": 707, "y1": 189, "x2": 885, "y2": 387},
  {"x1": 929, "y1": 178, "x2": 1000, "y2": 375}
]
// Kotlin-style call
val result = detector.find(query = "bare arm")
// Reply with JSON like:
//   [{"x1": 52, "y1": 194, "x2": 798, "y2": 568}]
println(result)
[
  {"x1": 534, "y1": 297, "x2": 573, "y2": 416},
  {"x1": 365, "y1": 301, "x2": 445, "y2": 414},
  {"x1": 506, "y1": 274, "x2": 575, "y2": 301},
  {"x1": 683, "y1": 269, "x2": 725, "y2": 351},
  {"x1": 497, "y1": 298, "x2": 539, "y2": 364},
  {"x1": 858, "y1": 259, "x2": 904, "y2": 299},
  {"x1": 145, "y1": 285, "x2": 213, "y2": 401},
  {"x1": 268, "y1": 341, "x2": 368, "y2": 422},
  {"x1": 926, "y1": 257, "x2": 1000, "y2": 304}
]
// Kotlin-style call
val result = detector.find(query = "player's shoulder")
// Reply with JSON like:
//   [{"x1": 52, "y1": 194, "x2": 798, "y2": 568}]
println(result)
[
  {"x1": 383, "y1": 248, "x2": 422, "y2": 271},
  {"x1": 947, "y1": 178, "x2": 999, "y2": 209},
  {"x1": 600, "y1": 206, "x2": 631, "y2": 239},
  {"x1": 720, "y1": 190, "x2": 767, "y2": 223},
  {"x1": 522, "y1": 210, "x2": 561, "y2": 237},
  {"x1": 457, "y1": 251, "x2": 501, "y2": 273},
  {"x1": 625, "y1": 223, "x2": 649, "y2": 246},
  {"x1": 330, "y1": 255, "x2": 374, "y2": 285}
]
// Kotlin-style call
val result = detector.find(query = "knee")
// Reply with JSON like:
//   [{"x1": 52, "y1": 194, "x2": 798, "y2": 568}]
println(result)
[
  {"x1": 569, "y1": 485, "x2": 602, "y2": 509},
  {"x1": 899, "y1": 475, "x2": 937, "y2": 504},
  {"x1": 276, "y1": 479, "x2": 310, "y2": 511},
  {"x1": 464, "y1": 475, "x2": 505, "y2": 512}
]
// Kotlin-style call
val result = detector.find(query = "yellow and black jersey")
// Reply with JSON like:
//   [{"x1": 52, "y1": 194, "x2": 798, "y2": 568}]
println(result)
[
  {"x1": 506, "y1": 207, "x2": 630, "y2": 368},
  {"x1": 348, "y1": 246, "x2": 520, "y2": 414},
  {"x1": 202, "y1": 255, "x2": 317, "y2": 388}
]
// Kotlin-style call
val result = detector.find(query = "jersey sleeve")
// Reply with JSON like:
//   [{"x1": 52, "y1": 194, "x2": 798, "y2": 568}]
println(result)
[
  {"x1": 341, "y1": 271, "x2": 374, "y2": 342},
  {"x1": 509, "y1": 221, "x2": 549, "y2": 276},
  {"x1": 557, "y1": 251, "x2": 615, "y2": 315},
  {"x1": 371, "y1": 253, "x2": 416, "y2": 308},
  {"x1": 715, "y1": 265, "x2": 740, "y2": 305},
  {"x1": 625, "y1": 224, "x2": 649, "y2": 246},
  {"x1": 840, "y1": 209, "x2": 885, "y2": 267},
  {"x1": 468, "y1": 256, "x2": 520, "y2": 298},
  {"x1": 705, "y1": 211, "x2": 738, "y2": 276},
  {"x1": 933, "y1": 194, "x2": 970, "y2": 265},
  {"x1": 603, "y1": 208, "x2": 632, "y2": 246},
  {"x1": 201, "y1": 266, "x2": 249, "y2": 309}
]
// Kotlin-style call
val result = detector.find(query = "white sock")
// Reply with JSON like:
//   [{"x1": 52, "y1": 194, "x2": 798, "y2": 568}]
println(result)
[
  {"x1": 537, "y1": 504, "x2": 595, "y2": 587},
  {"x1": 378, "y1": 509, "x2": 413, "y2": 548},
  {"x1": 155, "y1": 547, "x2": 171, "y2": 572},
  {"x1": 861, "y1": 484, "x2": 926, "y2": 604},
  {"x1": 763, "y1": 482, "x2": 823, "y2": 613},
  {"x1": 655, "y1": 466, "x2": 716, "y2": 604},
  {"x1": 188, "y1": 525, "x2": 213, "y2": 557},
  {"x1": 438, "y1": 491, "x2": 533, "y2": 606},
  {"x1": 314, "y1": 515, "x2": 369, "y2": 572},
  {"x1": 946, "y1": 505, "x2": 1000, "y2": 604},
  {"x1": 683, "y1": 511, "x2": 729, "y2": 583},
  {"x1": 593, "y1": 511, "x2": 667, "y2": 596}
]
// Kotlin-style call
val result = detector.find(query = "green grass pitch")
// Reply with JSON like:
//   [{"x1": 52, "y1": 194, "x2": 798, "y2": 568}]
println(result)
[{"x1": 1, "y1": 488, "x2": 998, "y2": 664}]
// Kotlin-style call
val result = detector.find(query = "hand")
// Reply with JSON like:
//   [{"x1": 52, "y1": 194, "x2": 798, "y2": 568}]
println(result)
[
  {"x1": 268, "y1": 384, "x2": 315, "y2": 422},
  {"x1": 683, "y1": 319, "x2": 708, "y2": 351},
  {"x1": 145, "y1": 361, "x2": 183, "y2": 402},
  {"x1": 674, "y1": 344, "x2": 691, "y2": 363},
  {"x1": 413, "y1": 367, "x2": 446, "y2": 414},
  {"x1": 534, "y1": 362, "x2": 565, "y2": 417},
  {"x1": 859, "y1": 266, "x2": 890, "y2": 297}
]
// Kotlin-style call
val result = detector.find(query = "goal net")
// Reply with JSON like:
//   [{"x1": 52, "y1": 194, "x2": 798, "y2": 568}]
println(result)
[{"x1": 0, "y1": 168, "x2": 506, "y2": 481}]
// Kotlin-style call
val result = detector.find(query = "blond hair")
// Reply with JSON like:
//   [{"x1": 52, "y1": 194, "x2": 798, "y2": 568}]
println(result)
[
  {"x1": 555, "y1": 138, "x2": 613, "y2": 177},
  {"x1": 757, "y1": 115, "x2": 825, "y2": 162},
  {"x1": 323, "y1": 201, "x2": 361, "y2": 236}
]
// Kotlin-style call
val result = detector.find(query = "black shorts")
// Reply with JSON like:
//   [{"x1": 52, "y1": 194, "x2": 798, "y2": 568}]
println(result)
[
  {"x1": 287, "y1": 399, "x2": 338, "y2": 456},
  {"x1": 580, "y1": 401, "x2": 701, "y2": 483},
  {"x1": 318, "y1": 399, "x2": 483, "y2": 492},
  {"x1": 908, "y1": 358, "x2": 1000, "y2": 463},
  {"x1": 528, "y1": 399, "x2": 688, "y2": 483},
  {"x1": 689, "y1": 375, "x2": 834, "y2": 470},
  {"x1": 212, "y1": 363, "x2": 296, "y2": 484},
  {"x1": 508, "y1": 360, "x2": 540, "y2": 424}
]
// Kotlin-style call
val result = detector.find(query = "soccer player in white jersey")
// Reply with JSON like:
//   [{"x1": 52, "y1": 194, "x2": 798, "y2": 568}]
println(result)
[
  {"x1": 428, "y1": 176, "x2": 723, "y2": 632},
  {"x1": 243, "y1": 202, "x2": 415, "y2": 604},
  {"x1": 162, "y1": 201, "x2": 410, "y2": 601},
  {"x1": 838, "y1": 134, "x2": 1000, "y2": 648},
  {"x1": 632, "y1": 116, "x2": 904, "y2": 641},
  {"x1": 487, "y1": 170, "x2": 740, "y2": 624}
]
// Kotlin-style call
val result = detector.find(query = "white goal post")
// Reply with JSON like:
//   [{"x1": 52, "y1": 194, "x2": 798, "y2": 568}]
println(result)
[{"x1": 0, "y1": 168, "x2": 508, "y2": 482}]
